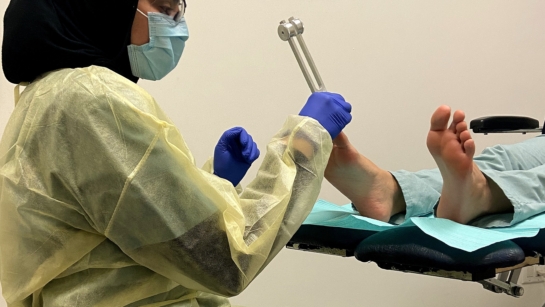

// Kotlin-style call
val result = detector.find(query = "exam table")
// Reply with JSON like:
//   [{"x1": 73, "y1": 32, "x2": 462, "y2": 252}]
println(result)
[
  {"x1": 277, "y1": 16, "x2": 545, "y2": 298},
  {"x1": 287, "y1": 115, "x2": 545, "y2": 298}
]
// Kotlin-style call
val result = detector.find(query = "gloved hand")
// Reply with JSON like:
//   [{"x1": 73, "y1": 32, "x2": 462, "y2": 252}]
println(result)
[
  {"x1": 214, "y1": 127, "x2": 260, "y2": 186},
  {"x1": 299, "y1": 92, "x2": 352, "y2": 139}
]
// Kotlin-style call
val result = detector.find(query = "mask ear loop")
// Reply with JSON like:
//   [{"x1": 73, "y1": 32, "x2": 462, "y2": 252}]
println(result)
[{"x1": 14, "y1": 82, "x2": 29, "y2": 106}]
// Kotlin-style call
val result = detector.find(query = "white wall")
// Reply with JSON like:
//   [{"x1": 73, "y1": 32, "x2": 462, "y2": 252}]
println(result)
[{"x1": 2, "y1": 0, "x2": 545, "y2": 306}]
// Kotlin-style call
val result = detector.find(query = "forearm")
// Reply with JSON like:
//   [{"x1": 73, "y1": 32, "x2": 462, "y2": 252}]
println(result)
[{"x1": 106, "y1": 115, "x2": 332, "y2": 296}]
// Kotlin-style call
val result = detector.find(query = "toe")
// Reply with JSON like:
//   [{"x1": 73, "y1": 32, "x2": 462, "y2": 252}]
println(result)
[
  {"x1": 430, "y1": 105, "x2": 451, "y2": 131},
  {"x1": 453, "y1": 110, "x2": 465, "y2": 124},
  {"x1": 456, "y1": 121, "x2": 468, "y2": 134},
  {"x1": 459, "y1": 130, "x2": 472, "y2": 143},
  {"x1": 463, "y1": 139, "x2": 476, "y2": 157},
  {"x1": 456, "y1": 122, "x2": 468, "y2": 140}
]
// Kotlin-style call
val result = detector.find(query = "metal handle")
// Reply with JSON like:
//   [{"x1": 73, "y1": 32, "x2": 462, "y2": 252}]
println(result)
[{"x1": 278, "y1": 17, "x2": 326, "y2": 93}]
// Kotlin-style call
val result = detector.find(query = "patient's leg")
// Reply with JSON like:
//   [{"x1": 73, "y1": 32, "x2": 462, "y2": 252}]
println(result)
[
  {"x1": 325, "y1": 132, "x2": 406, "y2": 222},
  {"x1": 427, "y1": 106, "x2": 512, "y2": 224}
]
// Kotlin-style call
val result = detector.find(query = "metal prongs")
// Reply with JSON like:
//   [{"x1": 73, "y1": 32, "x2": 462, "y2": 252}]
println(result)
[{"x1": 278, "y1": 17, "x2": 326, "y2": 93}]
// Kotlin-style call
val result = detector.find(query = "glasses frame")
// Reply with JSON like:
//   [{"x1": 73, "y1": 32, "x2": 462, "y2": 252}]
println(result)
[{"x1": 173, "y1": 0, "x2": 186, "y2": 22}]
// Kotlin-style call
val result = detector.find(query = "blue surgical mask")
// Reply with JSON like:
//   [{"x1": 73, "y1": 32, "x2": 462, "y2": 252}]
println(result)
[{"x1": 128, "y1": 10, "x2": 189, "y2": 81}]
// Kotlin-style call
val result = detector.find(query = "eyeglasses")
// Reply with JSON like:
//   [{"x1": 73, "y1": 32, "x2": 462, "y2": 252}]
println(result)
[
  {"x1": 173, "y1": 0, "x2": 186, "y2": 22},
  {"x1": 140, "y1": 0, "x2": 187, "y2": 22}
]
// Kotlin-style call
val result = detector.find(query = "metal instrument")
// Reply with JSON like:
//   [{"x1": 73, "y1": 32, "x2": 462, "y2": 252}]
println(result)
[{"x1": 278, "y1": 17, "x2": 326, "y2": 93}]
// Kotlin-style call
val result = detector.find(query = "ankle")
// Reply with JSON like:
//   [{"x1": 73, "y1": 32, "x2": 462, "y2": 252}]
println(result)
[
  {"x1": 352, "y1": 170, "x2": 406, "y2": 222},
  {"x1": 390, "y1": 176, "x2": 406, "y2": 216},
  {"x1": 482, "y1": 176, "x2": 513, "y2": 215},
  {"x1": 353, "y1": 200, "x2": 393, "y2": 222}
]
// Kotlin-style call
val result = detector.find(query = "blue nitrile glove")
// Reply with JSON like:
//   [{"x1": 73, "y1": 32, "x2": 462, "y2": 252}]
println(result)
[
  {"x1": 299, "y1": 92, "x2": 352, "y2": 139},
  {"x1": 214, "y1": 127, "x2": 261, "y2": 186}
]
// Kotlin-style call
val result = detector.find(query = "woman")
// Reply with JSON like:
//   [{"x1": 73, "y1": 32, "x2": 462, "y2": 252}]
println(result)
[{"x1": 0, "y1": 0, "x2": 352, "y2": 306}]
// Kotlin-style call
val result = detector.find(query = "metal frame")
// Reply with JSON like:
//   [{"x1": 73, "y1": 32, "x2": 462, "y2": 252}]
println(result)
[{"x1": 480, "y1": 268, "x2": 524, "y2": 297}]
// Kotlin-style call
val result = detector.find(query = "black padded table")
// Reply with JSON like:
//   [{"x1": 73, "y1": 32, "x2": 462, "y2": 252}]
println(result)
[{"x1": 287, "y1": 224, "x2": 543, "y2": 297}]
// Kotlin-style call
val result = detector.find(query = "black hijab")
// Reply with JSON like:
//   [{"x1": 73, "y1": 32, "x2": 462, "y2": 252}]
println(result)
[{"x1": 2, "y1": 0, "x2": 139, "y2": 84}]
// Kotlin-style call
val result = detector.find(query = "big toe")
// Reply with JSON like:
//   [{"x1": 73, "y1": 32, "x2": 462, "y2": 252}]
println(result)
[{"x1": 430, "y1": 105, "x2": 452, "y2": 131}]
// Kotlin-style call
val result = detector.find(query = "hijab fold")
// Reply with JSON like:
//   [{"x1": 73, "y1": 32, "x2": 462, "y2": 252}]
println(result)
[{"x1": 3, "y1": 0, "x2": 139, "y2": 84}]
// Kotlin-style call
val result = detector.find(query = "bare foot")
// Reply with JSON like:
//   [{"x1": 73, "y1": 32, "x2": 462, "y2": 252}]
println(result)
[
  {"x1": 325, "y1": 132, "x2": 405, "y2": 222},
  {"x1": 427, "y1": 106, "x2": 511, "y2": 224}
]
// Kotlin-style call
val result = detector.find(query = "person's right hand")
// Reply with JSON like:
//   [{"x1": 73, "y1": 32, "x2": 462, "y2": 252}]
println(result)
[
  {"x1": 214, "y1": 127, "x2": 260, "y2": 187},
  {"x1": 298, "y1": 92, "x2": 352, "y2": 139}
]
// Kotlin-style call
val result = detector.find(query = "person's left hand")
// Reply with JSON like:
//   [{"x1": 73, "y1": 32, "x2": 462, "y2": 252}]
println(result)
[{"x1": 214, "y1": 127, "x2": 260, "y2": 186}]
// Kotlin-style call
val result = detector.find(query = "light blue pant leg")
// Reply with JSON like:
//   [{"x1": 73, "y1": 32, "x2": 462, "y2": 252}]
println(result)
[
  {"x1": 478, "y1": 135, "x2": 545, "y2": 224},
  {"x1": 391, "y1": 135, "x2": 545, "y2": 223},
  {"x1": 390, "y1": 168, "x2": 441, "y2": 218},
  {"x1": 475, "y1": 135, "x2": 545, "y2": 172}
]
